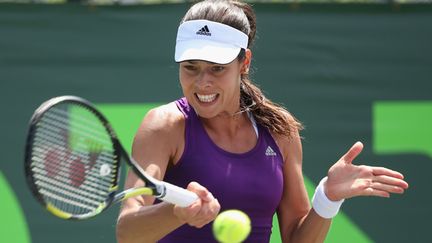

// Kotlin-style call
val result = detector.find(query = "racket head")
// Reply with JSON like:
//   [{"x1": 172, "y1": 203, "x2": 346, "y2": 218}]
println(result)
[{"x1": 24, "y1": 96, "x2": 123, "y2": 220}]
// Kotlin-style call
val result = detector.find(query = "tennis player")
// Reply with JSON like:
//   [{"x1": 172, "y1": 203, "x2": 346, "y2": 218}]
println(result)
[{"x1": 116, "y1": 0, "x2": 409, "y2": 242}]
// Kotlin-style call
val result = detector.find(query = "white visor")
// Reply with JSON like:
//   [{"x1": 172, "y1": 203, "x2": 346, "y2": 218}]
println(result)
[{"x1": 175, "y1": 20, "x2": 248, "y2": 64}]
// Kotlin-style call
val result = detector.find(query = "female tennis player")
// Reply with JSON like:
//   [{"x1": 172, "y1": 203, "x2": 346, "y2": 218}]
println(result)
[{"x1": 116, "y1": 0, "x2": 409, "y2": 242}]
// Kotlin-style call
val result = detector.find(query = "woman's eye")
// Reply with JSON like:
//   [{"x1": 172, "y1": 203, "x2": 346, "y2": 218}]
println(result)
[
  {"x1": 212, "y1": 66, "x2": 225, "y2": 72},
  {"x1": 183, "y1": 65, "x2": 197, "y2": 71}
]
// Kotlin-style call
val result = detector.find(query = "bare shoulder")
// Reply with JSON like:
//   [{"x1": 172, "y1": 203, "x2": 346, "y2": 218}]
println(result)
[
  {"x1": 122, "y1": 102, "x2": 185, "y2": 207},
  {"x1": 132, "y1": 102, "x2": 185, "y2": 170},
  {"x1": 136, "y1": 102, "x2": 184, "y2": 134}
]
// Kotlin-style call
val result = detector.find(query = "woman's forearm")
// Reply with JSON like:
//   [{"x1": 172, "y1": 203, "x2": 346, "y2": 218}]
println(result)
[
  {"x1": 116, "y1": 202, "x2": 184, "y2": 243},
  {"x1": 288, "y1": 209, "x2": 332, "y2": 243}
]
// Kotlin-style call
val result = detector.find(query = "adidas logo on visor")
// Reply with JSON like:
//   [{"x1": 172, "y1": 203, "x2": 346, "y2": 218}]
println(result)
[{"x1": 196, "y1": 25, "x2": 211, "y2": 36}]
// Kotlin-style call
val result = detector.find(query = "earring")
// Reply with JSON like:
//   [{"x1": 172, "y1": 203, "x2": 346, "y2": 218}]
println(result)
[{"x1": 242, "y1": 67, "x2": 249, "y2": 75}]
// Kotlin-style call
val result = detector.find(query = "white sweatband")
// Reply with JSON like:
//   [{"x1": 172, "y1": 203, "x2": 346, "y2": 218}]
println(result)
[{"x1": 312, "y1": 177, "x2": 344, "y2": 219}]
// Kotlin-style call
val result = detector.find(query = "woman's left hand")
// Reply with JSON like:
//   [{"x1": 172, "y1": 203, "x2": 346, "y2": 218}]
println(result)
[{"x1": 325, "y1": 141, "x2": 409, "y2": 201}]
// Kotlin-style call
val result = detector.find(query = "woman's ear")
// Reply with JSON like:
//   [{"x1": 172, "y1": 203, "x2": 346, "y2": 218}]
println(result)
[{"x1": 241, "y1": 49, "x2": 252, "y2": 74}]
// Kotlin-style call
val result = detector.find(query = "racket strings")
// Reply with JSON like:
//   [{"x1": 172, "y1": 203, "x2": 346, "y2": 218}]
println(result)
[
  {"x1": 32, "y1": 139, "x2": 115, "y2": 187},
  {"x1": 31, "y1": 163, "x2": 112, "y2": 198},
  {"x1": 30, "y1": 104, "x2": 119, "y2": 217},
  {"x1": 43, "y1": 109, "x2": 113, "y2": 145}
]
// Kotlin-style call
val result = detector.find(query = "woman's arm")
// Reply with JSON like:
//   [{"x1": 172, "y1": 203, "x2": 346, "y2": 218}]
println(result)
[
  {"x1": 275, "y1": 128, "x2": 332, "y2": 243},
  {"x1": 116, "y1": 103, "x2": 220, "y2": 243},
  {"x1": 276, "y1": 131, "x2": 408, "y2": 243}
]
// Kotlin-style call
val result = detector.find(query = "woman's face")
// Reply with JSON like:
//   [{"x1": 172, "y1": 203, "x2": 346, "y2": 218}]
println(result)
[{"x1": 179, "y1": 58, "x2": 244, "y2": 119}]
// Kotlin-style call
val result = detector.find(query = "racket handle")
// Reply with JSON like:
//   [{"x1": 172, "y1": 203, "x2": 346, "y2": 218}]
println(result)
[{"x1": 159, "y1": 182, "x2": 199, "y2": 207}]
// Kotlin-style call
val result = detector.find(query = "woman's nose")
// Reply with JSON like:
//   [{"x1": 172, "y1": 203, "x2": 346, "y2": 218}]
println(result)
[{"x1": 195, "y1": 69, "x2": 213, "y2": 88}]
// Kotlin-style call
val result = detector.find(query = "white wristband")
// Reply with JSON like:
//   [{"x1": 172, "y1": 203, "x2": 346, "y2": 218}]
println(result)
[{"x1": 312, "y1": 177, "x2": 344, "y2": 219}]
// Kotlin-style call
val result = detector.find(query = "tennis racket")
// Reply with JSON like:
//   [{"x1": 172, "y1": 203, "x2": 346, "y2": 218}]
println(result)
[{"x1": 24, "y1": 95, "x2": 198, "y2": 220}]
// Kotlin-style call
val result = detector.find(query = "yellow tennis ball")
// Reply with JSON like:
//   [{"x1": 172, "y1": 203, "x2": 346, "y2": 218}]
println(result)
[{"x1": 213, "y1": 209, "x2": 251, "y2": 243}]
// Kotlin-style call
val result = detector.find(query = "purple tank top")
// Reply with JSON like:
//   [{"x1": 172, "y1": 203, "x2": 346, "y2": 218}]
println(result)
[{"x1": 158, "y1": 98, "x2": 284, "y2": 243}]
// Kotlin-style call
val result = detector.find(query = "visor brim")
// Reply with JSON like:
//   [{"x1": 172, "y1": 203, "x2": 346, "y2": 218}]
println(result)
[{"x1": 175, "y1": 39, "x2": 242, "y2": 65}]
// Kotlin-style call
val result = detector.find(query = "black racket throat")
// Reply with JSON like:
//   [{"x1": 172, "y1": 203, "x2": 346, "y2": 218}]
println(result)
[{"x1": 117, "y1": 147, "x2": 164, "y2": 196}]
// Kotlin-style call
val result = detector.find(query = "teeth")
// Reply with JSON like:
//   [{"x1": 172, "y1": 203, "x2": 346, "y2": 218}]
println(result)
[{"x1": 197, "y1": 94, "x2": 217, "y2": 103}]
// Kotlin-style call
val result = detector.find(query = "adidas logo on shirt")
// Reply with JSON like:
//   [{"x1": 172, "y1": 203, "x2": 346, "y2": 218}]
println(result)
[
  {"x1": 265, "y1": 146, "x2": 277, "y2": 156},
  {"x1": 196, "y1": 25, "x2": 211, "y2": 36}
]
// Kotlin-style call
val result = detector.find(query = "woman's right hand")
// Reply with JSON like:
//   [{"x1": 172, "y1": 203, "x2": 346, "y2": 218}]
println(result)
[{"x1": 173, "y1": 182, "x2": 220, "y2": 228}]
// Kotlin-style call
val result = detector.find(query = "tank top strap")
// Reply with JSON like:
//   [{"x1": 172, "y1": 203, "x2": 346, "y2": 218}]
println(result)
[{"x1": 174, "y1": 97, "x2": 191, "y2": 118}]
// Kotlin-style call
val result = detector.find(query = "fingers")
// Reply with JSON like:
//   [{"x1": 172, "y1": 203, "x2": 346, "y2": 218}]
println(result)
[
  {"x1": 190, "y1": 196, "x2": 220, "y2": 228},
  {"x1": 373, "y1": 174, "x2": 409, "y2": 190},
  {"x1": 369, "y1": 167, "x2": 409, "y2": 192},
  {"x1": 342, "y1": 141, "x2": 364, "y2": 164},
  {"x1": 363, "y1": 187, "x2": 390, "y2": 198},
  {"x1": 354, "y1": 174, "x2": 408, "y2": 198},
  {"x1": 372, "y1": 166, "x2": 406, "y2": 180},
  {"x1": 187, "y1": 181, "x2": 214, "y2": 202},
  {"x1": 174, "y1": 182, "x2": 220, "y2": 228},
  {"x1": 371, "y1": 181, "x2": 405, "y2": 195}
]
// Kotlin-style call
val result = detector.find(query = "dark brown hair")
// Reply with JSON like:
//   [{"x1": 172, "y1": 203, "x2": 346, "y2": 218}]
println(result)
[{"x1": 182, "y1": 0, "x2": 303, "y2": 138}]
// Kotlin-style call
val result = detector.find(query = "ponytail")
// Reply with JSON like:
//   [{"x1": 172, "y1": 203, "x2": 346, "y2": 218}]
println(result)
[{"x1": 239, "y1": 71, "x2": 303, "y2": 138}]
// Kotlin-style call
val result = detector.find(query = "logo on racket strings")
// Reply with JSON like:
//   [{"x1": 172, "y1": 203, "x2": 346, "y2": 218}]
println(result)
[{"x1": 100, "y1": 164, "x2": 112, "y2": 177}]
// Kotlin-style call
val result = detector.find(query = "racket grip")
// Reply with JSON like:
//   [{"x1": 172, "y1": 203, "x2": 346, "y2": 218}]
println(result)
[{"x1": 159, "y1": 182, "x2": 198, "y2": 207}]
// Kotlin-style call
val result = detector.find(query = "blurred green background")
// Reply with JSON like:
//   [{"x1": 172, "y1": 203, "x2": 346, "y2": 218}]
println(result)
[{"x1": 1, "y1": 2, "x2": 431, "y2": 242}]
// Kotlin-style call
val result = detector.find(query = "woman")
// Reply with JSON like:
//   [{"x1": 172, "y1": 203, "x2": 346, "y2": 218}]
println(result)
[{"x1": 116, "y1": 0, "x2": 408, "y2": 242}]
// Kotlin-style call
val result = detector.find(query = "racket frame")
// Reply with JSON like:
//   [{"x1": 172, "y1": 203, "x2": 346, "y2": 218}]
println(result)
[{"x1": 24, "y1": 96, "x2": 164, "y2": 219}]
